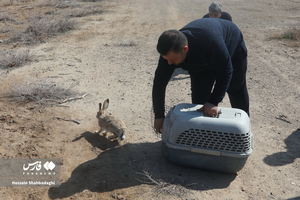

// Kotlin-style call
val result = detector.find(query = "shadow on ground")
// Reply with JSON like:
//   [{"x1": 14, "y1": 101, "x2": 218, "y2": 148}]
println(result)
[
  {"x1": 72, "y1": 131, "x2": 120, "y2": 151},
  {"x1": 48, "y1": 131, "x2": 237, "y2": 199},
  {"x1": 263, "y1": 128, "x2": 300, "y2": 166}
]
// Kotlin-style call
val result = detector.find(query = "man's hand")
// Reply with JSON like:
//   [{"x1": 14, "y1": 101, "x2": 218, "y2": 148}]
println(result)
[
  {"x1": 197, "y1": 102, "x2": 218, "y2": 117},
  {"x1": 154, "y1": 118, "x2": 164, "y2": 133}
]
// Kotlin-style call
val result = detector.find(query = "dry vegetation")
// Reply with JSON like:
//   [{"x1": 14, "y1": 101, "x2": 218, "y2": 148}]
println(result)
[
  {"x1": 0, "y1": 0, "x2": 104, "y2": 100},
  {"x1": 6, "y1": 15, "x2": 77, "y2": 45},
  {"x1": 5, "y1": 78, "x2": 83, "y2": 105},
  {"x1": 0, "y1": 48, "x2": 33, "y2": 68},
  {"x1": 0, "y1": 0, "x2": 103, "y2": 46},
  {"x1": 0, "y1": 11, "x2": 16, "y2": 23},
  {"x1": 136, "y1": 170, "x2": 193, "y2": 199},
  {"x1": 0, "y1": 0, "x2": 101, "y2": 123},
  {"x1": 269, "y1": 26, "x2": 300, "y2": 47}
]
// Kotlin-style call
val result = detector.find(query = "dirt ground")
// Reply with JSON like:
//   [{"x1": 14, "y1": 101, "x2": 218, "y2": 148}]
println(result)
[{"x1": 0, "y1": 0, "x2": 300, "y2": 199}]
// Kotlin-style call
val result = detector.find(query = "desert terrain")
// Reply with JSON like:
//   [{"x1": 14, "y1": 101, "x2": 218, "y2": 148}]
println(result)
[{"x1": 0, "y1": 0, "x2": 299, "y2": 199}]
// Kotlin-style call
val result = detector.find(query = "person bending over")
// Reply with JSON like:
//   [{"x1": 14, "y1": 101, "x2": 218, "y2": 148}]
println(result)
[{"x1": 152, "y1": 18, "x2": 249, "y2": 133}]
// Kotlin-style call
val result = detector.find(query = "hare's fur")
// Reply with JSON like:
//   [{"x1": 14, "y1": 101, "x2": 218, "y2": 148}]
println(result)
[{"x1": 95, "y1": 99, "x2": 126, "y2": 141}]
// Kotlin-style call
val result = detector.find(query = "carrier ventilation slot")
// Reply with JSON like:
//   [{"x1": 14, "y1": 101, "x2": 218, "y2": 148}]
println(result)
[{"x1": 175, "y1": 129, "x2": 251, "y2": 153}]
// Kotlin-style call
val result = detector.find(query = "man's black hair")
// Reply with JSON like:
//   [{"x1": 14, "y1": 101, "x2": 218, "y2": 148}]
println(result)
[{"x1": 156, "y1": 30, "x2": 187, "y2": 56}]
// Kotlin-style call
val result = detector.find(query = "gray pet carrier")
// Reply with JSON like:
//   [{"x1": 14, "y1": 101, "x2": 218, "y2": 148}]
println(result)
[{"x1": 162, "y1": 103, "x2": 253, "y2": 173}]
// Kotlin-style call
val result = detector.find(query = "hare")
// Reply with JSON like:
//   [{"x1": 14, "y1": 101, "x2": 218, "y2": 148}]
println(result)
[{"x1": 95, "y1": 99, "x2": 126, "y2": 141}]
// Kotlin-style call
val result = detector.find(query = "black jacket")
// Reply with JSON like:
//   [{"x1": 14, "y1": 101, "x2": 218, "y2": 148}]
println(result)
[{"x1": 152, "y1": 18, "x2": 247, "y2": 118}]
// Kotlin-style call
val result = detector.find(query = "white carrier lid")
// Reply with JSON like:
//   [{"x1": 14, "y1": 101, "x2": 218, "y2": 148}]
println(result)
[{"x1": 168, "y1": 103, "x2": 250, "y2": 135}]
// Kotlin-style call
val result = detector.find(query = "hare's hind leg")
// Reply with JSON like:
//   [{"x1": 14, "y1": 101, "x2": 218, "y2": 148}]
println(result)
[{"x1": 108, "y1": 134, "x2": 118, "y2": 140}]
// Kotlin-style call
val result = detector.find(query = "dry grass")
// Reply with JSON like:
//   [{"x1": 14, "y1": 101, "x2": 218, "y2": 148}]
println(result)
[
  {"x1": 283, "y1": 27, "x2": 300, "y2": 41},
  {"x1": 9, "y1": 0, "x2": 34, "y2": 4},
  {"x1": 35, "y1": 0, "x2": 61, "y2": 7},
  {"x1": 136, "y1": 170, "x2": 193, "y2": 199},
  {"x1": 0, "y1": 48, "x2": 33, "y2": 68},
  {"x1": 80, "y1": 0, "x2": 104, "y2": 2},
  {"x1": 1, "y1": 0, "x2": 106, "y2": 45},
  {"x1": 2, "y1": 1, "x2": 105, "y2": 45},
  {"x1": 116, "y1": 39, "x2": 137, "y2": 47},
  {"x1": 49, "y1": 2, "x2": 103, "y2": 17},
  {"x1": 269, "y1": 26, "x2": 300, "y2": 47},
  {"x1": 53, "y1": 0, "x2": 81, "y2": 8},
  {"x1": 0, "y1": 26, "x2": 13, "y2": 34},
  {"x1": 0, "y1": 0, "x2": 105, "y2": 70},
  {"x1": 68, "y1": 5, "x2": 103, "y2": 17},
  {"x1": 0, "y1": 12, "x2": 16, "y2": 23},
  {"x1": 1, "y1": 0, "x2": 34, "y2": 6},
  {"x1": 6, "y1": 15, "x2": 77, "y2": 44},
  {"x1": 5, "y1": 78, "x2": 82, "y2": 104}
]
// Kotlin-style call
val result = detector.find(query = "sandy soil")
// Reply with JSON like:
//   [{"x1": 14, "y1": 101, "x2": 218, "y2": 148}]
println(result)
[{"x1": 0, "y1": 0, "x2": 300, "y2": 199}]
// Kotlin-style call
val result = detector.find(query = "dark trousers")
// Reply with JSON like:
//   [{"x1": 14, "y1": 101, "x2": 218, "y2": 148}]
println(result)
[{"x1": 189, "y1": 57, "x2": 249, "y2": 115}]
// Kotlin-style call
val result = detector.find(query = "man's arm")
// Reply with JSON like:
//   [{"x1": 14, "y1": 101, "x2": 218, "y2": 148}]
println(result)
[
  {"x1": 152, "y1": 56, "x2": 175, "y2": 132},
  {"x1": 208, "y1": 36, "x2": 233, "y2": 106},
  {"x1": 152, "y1": 56, "x2": 175, "y2": 118},
  {"x1": 198, "y1": 37, "x2": 232, "y2": 117}
]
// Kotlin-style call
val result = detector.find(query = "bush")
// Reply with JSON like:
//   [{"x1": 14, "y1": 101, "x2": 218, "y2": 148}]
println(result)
[
  {"x1": 6, "y1": 15, "x2": 77, "y2": 44},
  {"x1": 269, "y1": 27, "x2": 300, "y2": 47},
  {"x1": 68, "y1": 5, "x2": 103, "y2": 17},
  {"x1": 282, "y1": 27, "x2": 300, "y2": 40},
  {"x1": 6, "y1": 78, "x2": 81, "y2": 104},
  {"x1": 0, "y1": 12, "x2": 16, "y2": 22},
  {"x1": 0, "y1": 48, "x2": 33, "y2": 69},
  {"x1": 0, "y1": 26, "x2": 13, "y2": 34}
]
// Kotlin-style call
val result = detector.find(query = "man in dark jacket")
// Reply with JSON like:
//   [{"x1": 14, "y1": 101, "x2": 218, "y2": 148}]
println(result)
[
  {"x1": 203, "y1": 2, "x2": 232, "y2": 22},
  {"x1": 152, "y1": 18, "x2": 249, "y2": 133}
]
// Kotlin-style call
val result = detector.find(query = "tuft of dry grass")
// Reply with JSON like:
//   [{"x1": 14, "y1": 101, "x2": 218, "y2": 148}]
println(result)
[
  {"x1": 115, "y1": 38, "x2": 137, "y2": 47},
  {"x1": 5, "y1": 78, "x2": 82, "y2": 104},
  {"x1": 0, "y1": 26, "x2": 13, "y2": 34},
  {"x1": 0, "y1": 12, "x2": 16, "y2": 23},
  {"x1": 269, "y1": 27, "x2": 300, "y2": 47},
  {"x1": 283, "y1": 27, "x2": 300, "y2": 40},
  {"x1": 6, "y1": 15, "x2": 77, "y2": 44},
  {"x1": 68, "y1": 5, "x2": 103, "y2": 17},
  {"x1": 53, "y1": 0, "x2": 81, "y2": 8},
  {"x1": 136, "y1": 170, "x2": 193, "y2": 198},
  {"x1": 8, "y1": 0, "x2": 33, "y2": 5},
  {"x1": 36, "y1": 0, "x2": 60, "y2": 7},
  {"x1": 0, "y1": 48, "x2": 33, "y2": 68},
  {"x1": 1, "y1": 0, "x2": 106, "y2": 69},
  {"x1": 48, "y1": 2, "x2": 104, "y2": 18},
  {"x1": 80, "y1": 0, "x2": 104, "y2": 2}
]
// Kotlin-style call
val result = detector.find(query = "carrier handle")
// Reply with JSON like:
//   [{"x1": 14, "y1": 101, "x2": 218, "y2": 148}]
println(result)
[{"x1": 203, "y1": 109, "x2": 222, "y2": 118}]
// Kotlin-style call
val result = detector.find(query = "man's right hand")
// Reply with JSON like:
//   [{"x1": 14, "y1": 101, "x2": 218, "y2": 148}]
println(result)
[{"x1": 154, "y1": 118, "x2": 165, "y2": 133}]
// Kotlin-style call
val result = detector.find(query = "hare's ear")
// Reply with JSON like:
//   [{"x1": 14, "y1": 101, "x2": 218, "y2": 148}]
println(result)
[
  {"x1": 99, "y1": 103, "x2": 102, "y2": 111},
  {"x1": 102, "y1": 99, "x2": 109, "y2": 111}
]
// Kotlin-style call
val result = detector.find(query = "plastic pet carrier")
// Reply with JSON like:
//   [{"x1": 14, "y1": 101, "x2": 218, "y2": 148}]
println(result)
[{"x1": 162, "y1": 103, "x2": 253, "y2": 173}]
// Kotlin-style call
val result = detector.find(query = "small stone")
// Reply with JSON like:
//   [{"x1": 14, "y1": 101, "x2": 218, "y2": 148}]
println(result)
[{"x1": 117, "y1": 195, "x2": 125, "y2": 200}]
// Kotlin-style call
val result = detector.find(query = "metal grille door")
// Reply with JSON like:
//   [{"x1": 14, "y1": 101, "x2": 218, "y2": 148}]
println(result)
[{"x1": 176, "y1": 129, "x2": 251, "y2": 153}]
